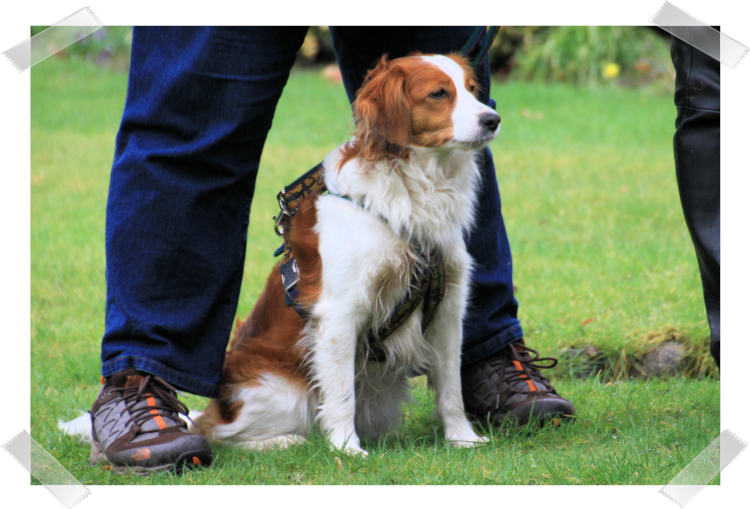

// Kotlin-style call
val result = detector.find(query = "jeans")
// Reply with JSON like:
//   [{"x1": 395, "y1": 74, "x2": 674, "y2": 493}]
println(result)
[
  {"x1": 671, "y1": 35, "x2": 720, "y2": 367},
  {"x1": 102, "y1": 27, "x2": 523, "y2": 398}
]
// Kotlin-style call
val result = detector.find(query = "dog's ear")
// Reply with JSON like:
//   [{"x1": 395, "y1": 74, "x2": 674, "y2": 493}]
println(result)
[{"x1": 354, "y1": 55, "x2": 412, "y2": 159}]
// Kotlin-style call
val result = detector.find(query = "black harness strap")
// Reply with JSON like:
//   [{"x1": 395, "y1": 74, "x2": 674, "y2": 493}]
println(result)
[
  {"x1": 274, "y1": 163, "x2": 326, "y2": 318},
  {"x1": 459, "y1": 26, "x2": 486, "y2": 58},
  {"x1": 366, "y1": 240, "x2": 446, "y2": 361},
  {"x1": 470, "y1": 26, "x2": 500, "y2": 69}
]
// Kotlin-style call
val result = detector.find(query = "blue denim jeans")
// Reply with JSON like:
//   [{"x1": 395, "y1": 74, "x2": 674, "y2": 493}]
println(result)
[{"x1": 102, "y1": 27, "x2": 524, "y2": 398}]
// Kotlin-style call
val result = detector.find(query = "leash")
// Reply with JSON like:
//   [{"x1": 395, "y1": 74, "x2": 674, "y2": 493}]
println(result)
[
  {"x1": 271, "y1": 28, "x2": 499, "y2": 360},
  {"x1": 460, "y1": 26, "x2": 500, "y2": 70}
]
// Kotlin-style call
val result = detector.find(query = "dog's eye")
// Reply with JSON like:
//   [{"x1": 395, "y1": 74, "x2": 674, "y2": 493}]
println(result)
[
  {"x1": 429, "y1": 89, "x2": 447, "y2": 99},
  {"x1": 469, "y1": 84, "x2": 476, "y2": 92}
]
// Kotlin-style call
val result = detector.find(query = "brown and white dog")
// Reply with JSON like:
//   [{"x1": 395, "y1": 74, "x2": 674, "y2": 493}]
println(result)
[{"x1": 194, "y1": 53, "x2": 502, "y2": 456}]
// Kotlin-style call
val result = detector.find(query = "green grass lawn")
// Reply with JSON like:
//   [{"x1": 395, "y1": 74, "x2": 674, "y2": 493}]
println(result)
[{"x1": 31, "y1": 58, "x2": 719, "y2": 485}]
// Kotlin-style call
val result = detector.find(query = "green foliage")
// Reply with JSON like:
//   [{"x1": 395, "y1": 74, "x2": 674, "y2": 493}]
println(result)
[
  {"x1": 513, "y1": 26, "x2": 672, "y2": 87},
  {"x1": 30, "y1": 26, "x2": 132, "y2": 70},
  {"x1": 487, "y1": 26, "x2": 544, "y2": 73}
]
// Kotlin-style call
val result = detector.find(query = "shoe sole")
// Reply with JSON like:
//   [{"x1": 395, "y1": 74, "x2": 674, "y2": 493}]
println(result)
[
  {"x1": 468, "y1": 399, "x2": 576, "y2": 429},
  {"x1": 90, "y1": 439, "x2": 213, "y2": 476}
]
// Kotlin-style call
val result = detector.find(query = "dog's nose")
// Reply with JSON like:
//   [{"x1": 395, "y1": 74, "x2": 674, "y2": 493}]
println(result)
[{"x1": 480, "y1": 112, "x2": 501, "y2": 132}]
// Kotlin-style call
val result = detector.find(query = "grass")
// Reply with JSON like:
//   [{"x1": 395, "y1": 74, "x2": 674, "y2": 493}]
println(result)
[
  {"x1": 40, "y1": 377, "x2": 719, "y2": 485},
  {"x1": 31, "y1": 58, "x2": 719, "y2": 485}
]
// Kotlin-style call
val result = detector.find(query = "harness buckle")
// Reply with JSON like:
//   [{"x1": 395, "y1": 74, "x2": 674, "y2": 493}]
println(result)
[
  {"x1": 280, "y1": 258, "x2": 300, "y2": 292},
  {"x1": 273, "y1": 190, "x2": 291, "y2": 237}
]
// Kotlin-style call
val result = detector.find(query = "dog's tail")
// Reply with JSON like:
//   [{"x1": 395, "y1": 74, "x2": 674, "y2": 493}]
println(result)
[
  {"x1": 58, "y1": 412, "x2": 93, "y2": 442},
  {"x1": 189, "y1": 401, "x2": 221, "y2": 438}
]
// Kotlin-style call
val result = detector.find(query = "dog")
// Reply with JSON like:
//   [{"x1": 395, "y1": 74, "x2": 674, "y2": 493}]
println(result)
[{"x1": 190, "y1": 53, "x2": 501, "y2": 457}]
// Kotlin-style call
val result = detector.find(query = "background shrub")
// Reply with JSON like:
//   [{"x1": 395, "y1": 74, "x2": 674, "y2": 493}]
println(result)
[
  {"x1": 510, "y1": 26, "x2": 673, "y2": 88},
  {"x1": 30, "y1": 26, "x2": 673, "y2": 90},
  {"x1": 31, "y1": 25, "x2": 133, "y2": 71}
]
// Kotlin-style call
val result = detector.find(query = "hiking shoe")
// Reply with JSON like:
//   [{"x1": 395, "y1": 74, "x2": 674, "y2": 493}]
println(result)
[
  {"x1": 89, "y1": 368, "x2": 213, "y2": 475},
  {"x1": 461, "y1": 339, "x2": 575, "y2": 427}
]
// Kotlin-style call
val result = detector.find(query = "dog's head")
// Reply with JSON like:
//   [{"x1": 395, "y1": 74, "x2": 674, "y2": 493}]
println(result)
[{"x1": 345, "y1": 53, "x2": 500, "y2": 164}]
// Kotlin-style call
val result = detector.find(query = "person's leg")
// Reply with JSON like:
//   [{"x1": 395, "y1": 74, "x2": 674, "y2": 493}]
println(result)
[
  {"x1": 103, "y1": 27, "x2": 308, "y2": 398},
  {"x1": 671, "y1": 35, "x2": 720, "y2": 367},
  {"x1": 329, "y1": 27, "x2": 572, "y2": 426},
  {"x1": 94, "y1": 27, "x2": 308, "y2": 472}
]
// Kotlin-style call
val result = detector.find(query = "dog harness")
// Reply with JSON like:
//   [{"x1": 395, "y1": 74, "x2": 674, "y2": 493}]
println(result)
[{"x1": 273, "y1": 163, "x2": 446, "y2": 361}]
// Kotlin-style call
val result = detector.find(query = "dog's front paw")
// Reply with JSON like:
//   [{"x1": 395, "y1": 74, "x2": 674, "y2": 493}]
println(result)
[
  {"x1": 447, "y1": 435, "x2": 490, "y2": 448},
  {"x1": 328, "y1": 430, "x2": 369, "y2": 458},
  {"x1": 340, "y1": 444, "x2": 369, "y2": 458},
  {"x1": 329, "y1": 441, "x2": 369, "y2": 457},
  {"x1": 445, "y1": 427, "x2": 489, "y2": 448}
]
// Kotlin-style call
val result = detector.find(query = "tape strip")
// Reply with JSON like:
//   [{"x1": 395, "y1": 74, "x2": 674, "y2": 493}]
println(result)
[
  {"x1": 650, "y1": 1, "x2": 748, "y2": 68},
  {"x1": 660, "y1": 429, "x2": 748, "y2": 508},
  {"x1": 2, "y1": 6, "x2": 103, "y2": 73},
  {"x1": 2, "y1": 430, "x2": 90, "y2": 508}
]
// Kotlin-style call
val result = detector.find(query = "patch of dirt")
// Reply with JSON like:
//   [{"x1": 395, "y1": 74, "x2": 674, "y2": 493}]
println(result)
[
  {"x1": 558, "y1": 329, "x2": 715, "y2": 381},
  {"x1": 629, "y1": 340, "x2": 689, "y2": 379}
]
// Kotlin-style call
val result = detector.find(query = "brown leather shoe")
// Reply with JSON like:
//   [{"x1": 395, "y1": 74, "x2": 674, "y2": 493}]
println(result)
[
  {"x1": 461, "y1": 339, "x2": 575, "y2": 427},
  {"x1": 89, "y1": 368, "x2": 213, "y2": 475}
]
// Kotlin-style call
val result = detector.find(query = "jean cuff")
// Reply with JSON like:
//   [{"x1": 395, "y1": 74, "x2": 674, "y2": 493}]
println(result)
[
  {"x1": 102, "y1": 356, "x2": 219, "y2": 398},
  {"x1": 461, "y1": 324, "x2": 524, "y2": 367}
]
